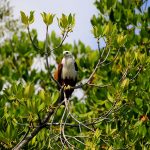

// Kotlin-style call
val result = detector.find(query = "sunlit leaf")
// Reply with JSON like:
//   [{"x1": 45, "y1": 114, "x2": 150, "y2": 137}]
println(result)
[
  {"x1": 20, "y1": 11, "x2": 28, "y2": 25},
  {"x1": 29, "y1": 11, "x2": 35, "y2": 24}
]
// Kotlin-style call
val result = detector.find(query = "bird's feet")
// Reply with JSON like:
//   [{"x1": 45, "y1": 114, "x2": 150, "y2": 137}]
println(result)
[{"x1": 64, "y1": 85, "x2": 72, "y2": 90}]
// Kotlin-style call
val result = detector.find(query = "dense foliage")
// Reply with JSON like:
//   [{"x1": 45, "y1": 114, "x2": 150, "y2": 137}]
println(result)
[{"x1": 0, "y1": 0, "x2": 150, "y2": 149}]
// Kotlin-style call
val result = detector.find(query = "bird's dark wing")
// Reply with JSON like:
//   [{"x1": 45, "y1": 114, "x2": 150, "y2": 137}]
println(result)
[{"x1": 74, "y1": 61, "x2": 78, "y2": 71}]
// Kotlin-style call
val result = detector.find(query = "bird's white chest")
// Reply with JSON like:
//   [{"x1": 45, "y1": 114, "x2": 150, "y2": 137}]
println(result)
[{"x1": 61, "y1": 58, "x2": 77, "y2": 80}]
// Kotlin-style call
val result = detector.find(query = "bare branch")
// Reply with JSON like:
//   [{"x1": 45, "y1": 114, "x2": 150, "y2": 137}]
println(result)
[
  {"x1": 102, "y1": 48, "x2": 120, "y2": 67},
  {"x1": 44, "y1": 25, "x2": 61, "y2": 88},
  {"x1": 12, "y1": 127, "x2": 30, "y2": 150},
  {"x1": 130, "y1": 65, "x2": 143, "y2": 81},
  {"x1": 97, "y1": 38, "x2": 101, "y2": 57},
  {"x1": 69, "y1": 111, "x2": 94, "y2": 132},
  {"x1": 66, "y1": 135, "x2": 87, "y2": 146},
  {"x1": 87, "y1": 83, "x2": 111, "y2": 88},
  {"x1": 59, "y1": 107, "x2": 67, "y2": 148},
  {"x1": 50, "y1": 30, "x2": 69, "y2": 53},
  {"x1": 27, "y1": 26, "x2": 41, "y2": 51}
]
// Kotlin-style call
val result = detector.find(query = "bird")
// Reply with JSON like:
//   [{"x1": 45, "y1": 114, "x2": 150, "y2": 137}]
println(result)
[{"x1": 54, "y1": 51, "x2": 78, "y2": 102}]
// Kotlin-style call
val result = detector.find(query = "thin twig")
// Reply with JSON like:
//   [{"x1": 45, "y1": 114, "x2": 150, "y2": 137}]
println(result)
[
  {"x1": 88, "y1": 83, "x2": 111, "y2": 88},
  {"x1": 50, "y1": 30, "x2": 69, "y2": 53},
  {"x1": 102, "y1": 48, "x2": 120, "y2": 66},
  {"x1": 59, "y1": 107, "x2": 68, "y2": 148},
  {"x1": 27, "y1": 26, "x2": 41, "y2": 51},
  {"x1": 130, "y1": 65, "x2": 143, "y2": 81},
  {"x1": 12, "y1": 127, "x2": 30, "y2": 150},
  {"x1": 44, "y1": 25, "x2": 61, "y2": 88},
  {"x1": 97, "y1": 38, "x2": 101, "y2": 57},
  {"x1": 59, "y1": 94, "x2": 75, "y2": 148},
  {"x1": 66, "y1": 136, "x2": 87, "y2": 146},
  {"x1": 69, "y1": 112, "x2": 94, "y2": 132}
]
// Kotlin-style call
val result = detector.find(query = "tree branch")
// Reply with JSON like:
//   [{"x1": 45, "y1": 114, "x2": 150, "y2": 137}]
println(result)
[
  {"x1": 73, "y1": 47, "x2": 111, "y2": 90},
  {"x1": 27, "y1": 26, "x2": 42, "y2": 51},
  {"x1": 13, "y1": 108, "x2": 55, "y2": 150},
  {"x1": 44, "y1": 25, "x2": 61, "y2": 88},
  {"x1": 50, "y1": 30, "x2": 69, "y2": 53}
]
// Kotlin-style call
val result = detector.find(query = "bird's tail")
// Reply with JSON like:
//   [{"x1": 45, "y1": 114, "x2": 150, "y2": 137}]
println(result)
[{"x1": 57, "y1": 89, "x2": 74, "y2": 104}]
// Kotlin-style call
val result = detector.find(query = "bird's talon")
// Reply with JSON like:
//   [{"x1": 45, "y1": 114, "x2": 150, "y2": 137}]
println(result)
[{"x1": 64, "y1": 85, "x2": 72, "y2": 90}]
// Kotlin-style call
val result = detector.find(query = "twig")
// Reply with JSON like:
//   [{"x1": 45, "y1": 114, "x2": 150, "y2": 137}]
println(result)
[
  {"x1": 86, "y1": 47, "x2": 111, "y2": 84},
  {"x1": 100, "y1": 46, "x2": 105, "y2": 59},
  {"x1": 68, "y1": 44, "x2": 112, "y2": 92},
  {"x1": 66, "y1": 135, "x2": 87, "y2": 146},
  {"x1": 102, "y1": 48, "x2": 120, "y2": 66},
  {"x1": 27, "y1": 25, "x2": 61, "y2": 88},
  {"x1": 88, "y1": 83, "x2": 111, "y2": 88},
  {"x1": 130, "y1": 65, "x2": 143, "y2": 81},
  {"x1": 119, "y1": 67, "x2": 129, "y2": 82},
  {"x1": 44, "y1": 25, "x2": 61, "y2": 88},
  {"x1": 27, "y1": 26, "x2": 41, "y2": 51},
  {"x1": 59, "y1": 107, "x2": 69, "y2": 148},
  {"x1": 69, "y1": 112, "x2": 94, "y2": 132},
  {"x1": 59, "y1": 94, "x2": 75, "y2": 148},
  {"x1": 97, "y1": 38, "x2": 101, "y2": 57},
  {"x1": 47, "y1": 122, "x2": 81, "y2": 127},
  {"x1": 50, "y1": 30, "x2": 69, "y2": 52},
  {"x1": 12, "y1": 127, "x2": 30, "y2": 150}
]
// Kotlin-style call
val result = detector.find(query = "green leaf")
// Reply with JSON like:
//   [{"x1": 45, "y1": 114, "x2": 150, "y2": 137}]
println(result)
[
  {"x1": 24, "y1": 83, "x2": 34, "y2": 98},
  {"x1": 47, "y1": 13, "x2": 55, "y2": 25},
  {"x1": 103, "y1": 22, "x2": 112, "y2": 35},
  {"x1": 57, "y1": 13, "x2": 75, "y2": 32},
  {"x1": 41, "y1": 12, "x2": 55, "y2": 26},
  {"x1": 105, "y1": 100, "x2": 112, "y2": 109},
  {"x1": 31, "y1": 136, "x2": 36, "y2": 145},
  {"x1": 106, "y1": 123, "x2": 109, "y2": 134},
  {"x1": 94, "y1": 129, "x2": 101, "y2": 139},
  {"x1": 110, "y1": 129, "x2": 117, "y2": 135},
  {"x1": 108, "y1": 146, "x2": 113, "y2": 150},
  {"x1": 68, "y1": 13, "x2": 72, "y2": 24},
  {"x1": 61, "y1": 13, "x2": 68, "y2": 28},
  {"x1": 92, "y1": 25, "x2": 103, "y2": 38},
  {"x1": 20, "y1": 11, "x2": 29, "y2": 25},
  {"x1": 135, "y1": 98, "x2": 143, "y2": 107},
  {"x1": 39, "y1": 90, "x2": 46, "y2": 101},
  {"x1": 6, "y1": 125, "x2": 11, "y2": 137},
  {"x1": 29, "y1": 11, "x2": 35, "y2": 24},
  {"x1": 38, "y1": 103, "x2": 45, "y2": 112},
  {"x1": 92, "y1": 26, "x2": 99, "y2": 38},
  {"x1": 41, "y1": 12, "x2": 46, "y2": 23},
  {"x1": 121, "y1": 78, "x2": 129, "y2": 89},
  {"x1": 139, "y1": 125, "x2": 147, "y2": 137},
  {"x1": 71, "y1": 14, "x2": 75, "y2": 27},
  {"x1": 52, "y1": 91, "x2": 59, "y2": 105},
  {"x1": 107, "y1": 92, "x2": 114, "y2": 102},
  {"x1": 117, "y1": 34, "x2": 127, "y2": 46}
]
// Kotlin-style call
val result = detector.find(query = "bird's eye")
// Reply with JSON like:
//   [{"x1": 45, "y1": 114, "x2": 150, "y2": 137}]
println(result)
[{"x1": 66, "y1": 52, "x2": 68, "y2": 54}]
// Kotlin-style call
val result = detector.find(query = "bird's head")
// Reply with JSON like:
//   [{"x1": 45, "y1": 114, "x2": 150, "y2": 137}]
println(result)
[{"x1": 63, "y1": 51, "x2": 73, "y2": 58}]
